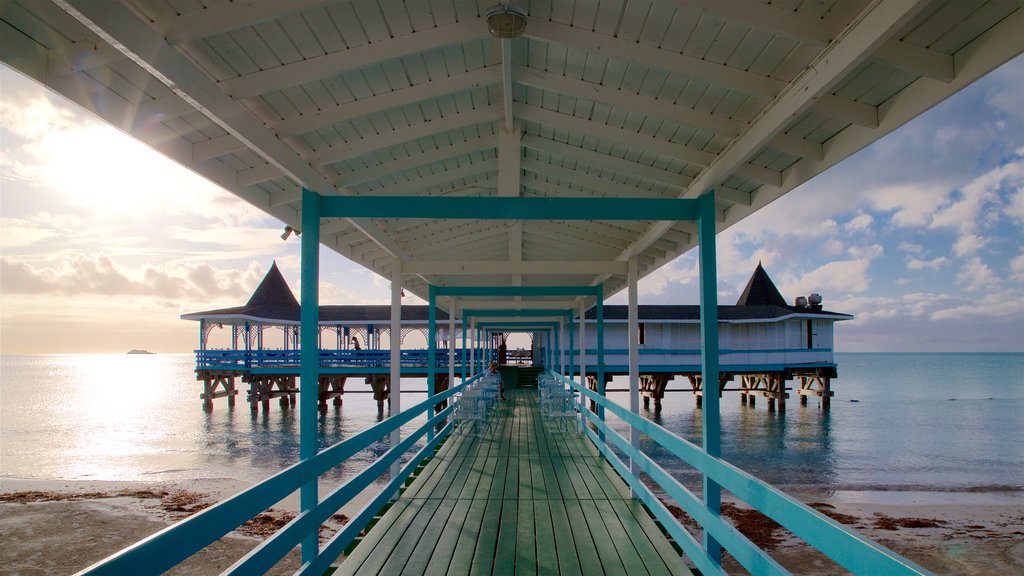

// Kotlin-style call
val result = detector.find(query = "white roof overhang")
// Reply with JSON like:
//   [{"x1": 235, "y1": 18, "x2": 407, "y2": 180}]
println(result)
[{"x1": 3, "y1": 0, "x2": 1020, "y2": 316}]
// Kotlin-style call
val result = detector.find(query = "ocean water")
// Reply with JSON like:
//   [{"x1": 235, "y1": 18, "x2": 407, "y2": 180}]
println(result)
[{"x1": 1, "y1": 353, "x2": 1021, "y2": 498}]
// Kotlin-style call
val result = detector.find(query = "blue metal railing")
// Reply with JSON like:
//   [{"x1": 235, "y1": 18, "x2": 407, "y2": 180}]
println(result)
[
  {"x1": 76, "y1": 374, "x2": 480, "y2": 576},
  {"x1": 195, "y1": 348, "x2": 465, "y2": 371},
  {"x1": 552, "y1": 371, "x2": 932, "y2": 575}
]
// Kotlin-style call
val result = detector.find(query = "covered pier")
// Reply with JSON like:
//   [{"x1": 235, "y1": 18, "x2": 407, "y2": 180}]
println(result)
[{"x1": 5, "y1": 0, "x2": 1021, "y2": 574}]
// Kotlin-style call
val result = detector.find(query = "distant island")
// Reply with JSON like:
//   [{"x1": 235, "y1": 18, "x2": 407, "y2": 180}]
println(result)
[{"x1": 126, "y1": 349, "x2": 154, "y2": 355}]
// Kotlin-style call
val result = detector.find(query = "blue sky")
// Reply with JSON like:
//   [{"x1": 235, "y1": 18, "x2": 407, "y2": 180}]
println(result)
[{"x1": 1, "y1": 56, "x2": 1022, "y2": 353}]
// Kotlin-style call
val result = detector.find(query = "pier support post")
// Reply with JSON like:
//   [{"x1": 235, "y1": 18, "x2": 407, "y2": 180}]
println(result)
[
  {"x1": 298, "y1": 188, "x2": 320, "y2": 564},
  {"x1": 698, "y1": 191, "x2": 721, "y2": 562}
]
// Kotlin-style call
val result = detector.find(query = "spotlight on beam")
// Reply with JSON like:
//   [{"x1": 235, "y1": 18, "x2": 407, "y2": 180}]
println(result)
[{"x1": 281, "y1": 226, "x2": 301, "y2": 241}]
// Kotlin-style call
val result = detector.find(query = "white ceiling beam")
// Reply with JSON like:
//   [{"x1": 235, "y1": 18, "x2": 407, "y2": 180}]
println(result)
[
  {"x1": 518, "y1": 104, "x2": 716, "y2": 166},
  {"x1": 218, "y1": 17, "x2": 488, "y2": 99},
  {"x1": 515, "y1": 65, "x2": 744, "y2": 137},
  {"x1": 319, "y1": 218, "x2": 352, "y2": 237},
  {"x1": 613, "y1": 0, "x2": 934, "y2": 266},
  {"x1": 874, "y1": 40, "x2": 956, "y2": 83},
  {"x1": 452, "y1": 300, "x2": 578, "y2": 310},
  {"x1": 714, "y1": 185, "x2": 752, "y2": 206},
  {"x1": 333, "y1": 134, "x2": 496, "y2": 187},
  {"x1": 193, "y1": 134, "x2": 246, "y2": 161},
  {"x1": 46, "y1": 40, "x2": 125, "y2": 76},
  {"x1": 522, "y1": 158, "x2": 669, "y2": 198},
  {"x1": 497, "y1": 124, "x2": 522, "y2": 197},
  {"x1": 238, "y1": 163, "x2": 286, "y2": 187},
  {"x1": 501, "y1": 38, "x2": 514, "y2": 132},
  {"x1": 269, "y1": 186, "x2": 301, "y2": 207},
  {"x1": 768, "y1": 133, "x2": 823, "y2": 162},
  {"x1": 157, "y1": 0, "x2": 328, "y2": 46},
  {"x1": 521, "y1": 134, "x2": 691, "y2": 190},
  {"x1": 811, "y1": 95, "x2": 879, "y2": 128},
  {"x1": 673, "y1": 0, "x2": 954, "y2": 82},
  {"x1": 358, "y1": 160, "x2": 497, "y2": 197},
  {"x1": 56, "y1": 1, "x2": 410, "y2": 261},
  {"x1": 136, "y1": 93, "x2": 195, "y2": 119},
  {"x1": 273, "y1": 65, "x2": 502, "y2": 137},
  {"x1": 524, "y1": 20, "x2": 783, "y2": 98},
  {"x1": 402, "y1": 260, "x2": 628, "y2": 275},
  {"x1": 413, "y1": 228, "x2": 508, "y2": 258},
  {"x1": 310, "y1": 104, "x2": 501, "y2": 167}
]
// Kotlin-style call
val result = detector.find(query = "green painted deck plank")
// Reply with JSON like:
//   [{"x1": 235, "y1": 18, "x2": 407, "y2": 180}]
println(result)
[
  {"x1": 335, "y1": 499, "x2": 416, "y2": 575},
  {"x1": 421, "y1": 497, "x2": 473, "y2": 576},
  {"x1": 378, "y1": 498, "x2": 443, "y2": 574},
  {"x1": 613, "y1": 498, "x2": 691, "y2": 576},
  {"x1": 547, "y1": 498, "x2": 584, "y2": 576},
  {"x1": 335, "y1": 388, "x2": 693, "y2": 576},
  {"x1": 563, "y1": 499, "x2": 605, "y2": 575},
  {"x1": 533, "y1": 498, "x2": 560, "y2": 575},
  {"x1": 470, "y1": 497, "x2": 505, "y2": 576},
  {"x1": 446, "y1": 498, "x2": 488, "y2": 575},
  {"x1": 577, "y1": 499, "x2": 629, "y2": 574},
  {"x1": 594, "y1": 498, "x2": 655, "y2": 575},
  {"x1": 514, "y1": 497, "x2": 537, "y2": 576},
  {"x1": 400, "y1": 498, "x2": 458, "y2": 576}
]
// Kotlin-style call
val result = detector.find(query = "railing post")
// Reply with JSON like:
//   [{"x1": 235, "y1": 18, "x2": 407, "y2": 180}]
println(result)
[
  {"x1": 596, "y1": 284, "x2": 605, "y2": 441},
  {"x1": 390, "y1": 259, "x2": 402, "y2": 482},
  {"x1": 568, "y1": 315, "x2": 575, "y2": 382},
  {"x1": 427, "y1": 284, "x2": 437, "y2": 442},
  {"x1": 461, "y1": 317, "x2": 468, "y2": 381},
  {"x1": 698, "y1": 190, "x2": 722, "y2": 564},
  {"x1": 559, "y1": 319, "x2": 566, "y2": 377},
  {"x1": 578, "y1": 300, "x2": 587, "y2": 420},
  {"x1": 299, "y1": 187, "x2": 321, "y2": 564},
  {"x1": 628, "y1": 257, "x2": 640, "y2": 496},
  {"x1": 449, "y1": 299, "x2": 456, "y2": 388}
]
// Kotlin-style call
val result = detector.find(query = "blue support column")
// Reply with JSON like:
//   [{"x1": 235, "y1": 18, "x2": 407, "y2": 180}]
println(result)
[
  {"x1": 461, "y1": 319, "x2": 468, "y2": 381},
  {"x1": 299, "y1": 188, "x2": 321, "y2": 563},
  {"x1": 698, "y1": 190, "x2": 722, "y2": 564},
  {"x1": 427, "y1": 285, "x2": 437, "y2": 442},
  {"x1": 596, "y1": 284, "x2": 606, "y2": 439},
  {"x1": 568, "y1": 316, "x2": 575, "y2": 380}
]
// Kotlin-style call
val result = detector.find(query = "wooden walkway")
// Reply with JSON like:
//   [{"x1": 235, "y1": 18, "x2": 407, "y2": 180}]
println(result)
[{"x1": 335, "y1": 388, "x2": 693, "y2": 576}]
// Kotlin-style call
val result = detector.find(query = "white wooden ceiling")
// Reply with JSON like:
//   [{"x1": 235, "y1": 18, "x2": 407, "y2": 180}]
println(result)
[{"x1": 2, "y1": 0, "x2": 1021, "y2": 315}]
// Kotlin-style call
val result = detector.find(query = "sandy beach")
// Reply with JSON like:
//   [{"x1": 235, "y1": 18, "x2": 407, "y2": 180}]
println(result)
[{"x1": 2, "y1": 477, "x2": 1021, "y2": 575}]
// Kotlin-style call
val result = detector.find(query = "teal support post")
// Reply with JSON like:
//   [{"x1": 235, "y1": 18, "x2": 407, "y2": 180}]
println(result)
[
  {"x1": 698, "y1": 190, "x2": 722, "y2": 564},
  {"x1": 427, "y1": 285, "x2": 437, "y2": 442},
  {"x1": 461, "y1": 320, "x2": 467, "y2": 381},
  {"x1": 299, "y1": 187, "x2": 321, "y2": 564},
  {"x1": 568, "y1": 317, "x2": 575, "y2": 380},
  {"x1": 596, "y1": 284, "x2": 606, "y2": 439}
]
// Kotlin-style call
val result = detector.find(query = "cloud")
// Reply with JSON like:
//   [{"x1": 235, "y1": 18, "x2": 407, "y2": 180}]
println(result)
[
  {"x1": 848, "y1": 243, "x2": 883, "y2": 260},
  {"x1": 956, "y1": 257, "x2": 999, "y2": 292},
  {"x1": 930, "y1": 290, "x2": 1024, "y2": 321},
  {"x1": 898, "y1": 242, "x2": 924, "y2": 254},
  {"x1": 844, "y1": 214, "x2": 874, "y2": 233},
  {"x1": 907, "y1": 256, "x2": 948, "y2": 271},
  {"x1": 0, "y1": 254, "x2": 266, "y2": 301},
  {"x1": 1011, "y1": 254, "x2": 1024, "y2": 283},
  {"x1": 779, "y1": 259, "x2": 873, "y2": 297}
]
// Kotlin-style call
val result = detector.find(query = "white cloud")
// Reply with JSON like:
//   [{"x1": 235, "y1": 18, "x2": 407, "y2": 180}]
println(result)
[
  {"x1": 956, "y1": 257, "x2": 999, "y2": 292},
  {"x1": 930, "y1": 290, "x2": 1024, "y2": 321},
  {"x1": 1010, "y1": 254, "x2": 1024, "y2": 283},
  {"x1": 952, "y1": 233, "x2": 989, "y2": 257},
  {"x1": 844, "y1": 214, "x2": 874, "y2": 233},
  {"x1": 865, "y1": 183, "x2": 947, "y2": 228},
  {"x1": 780, "y1": 259, "x2": 872, "y2": 297},
  {"x1": 848, "y1": 244, "x2": 883, "y2": 260},
  {"x1": 898, "y1": 242, "x2": 924, "y2": 254},
  {"x1": 907, "y1": 256, "x2": 948, "y2": 271}
]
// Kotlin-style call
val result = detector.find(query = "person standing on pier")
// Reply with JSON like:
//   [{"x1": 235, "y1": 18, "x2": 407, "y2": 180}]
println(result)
[{"x1": 489, "y1": 362, "x2": 506, "y2": 401}]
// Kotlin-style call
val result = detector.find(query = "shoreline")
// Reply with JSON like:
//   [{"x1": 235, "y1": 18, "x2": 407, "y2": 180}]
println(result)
[{"x1": 2, "y1": 478, "x2": 1022, "y2": 575}]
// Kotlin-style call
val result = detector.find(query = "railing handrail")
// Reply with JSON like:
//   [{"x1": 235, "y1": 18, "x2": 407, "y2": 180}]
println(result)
[
  {"x1": 76, "y1": 374, "x2": 481, "y2": 575},
  {"x1": 553, "y1": 371, "x2": 932, "y2": 576}
]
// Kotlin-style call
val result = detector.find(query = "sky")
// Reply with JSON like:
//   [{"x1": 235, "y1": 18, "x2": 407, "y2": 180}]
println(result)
[{"x1": 1, "y1": 56, "x2": 1022, "y2": 354}]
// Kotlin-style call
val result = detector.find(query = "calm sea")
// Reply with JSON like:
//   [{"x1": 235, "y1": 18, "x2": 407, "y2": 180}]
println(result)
[{"x1": 1, "y1": 353, "x2": 1022, "y2": 498}]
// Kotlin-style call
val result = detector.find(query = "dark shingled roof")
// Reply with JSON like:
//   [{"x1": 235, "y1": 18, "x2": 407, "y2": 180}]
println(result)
[
  {"x1": 736, "y1": 262, "x2": 787, "y2": 307},
  {"x1": 184, "y1": 263, "x2": 847, "y2": 323}
]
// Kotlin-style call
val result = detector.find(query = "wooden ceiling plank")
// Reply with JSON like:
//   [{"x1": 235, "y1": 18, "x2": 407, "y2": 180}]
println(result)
[
  {"x1": 273, "y1": 65, "x2": 502, "y2": 136},
  {"x1": 218, "y1": 17, "x2": 488, "y2": 99}
]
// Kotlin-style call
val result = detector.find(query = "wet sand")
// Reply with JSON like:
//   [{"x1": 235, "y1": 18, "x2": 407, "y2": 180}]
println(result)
[{"x1": 1, "y1": 478, "x2": 1022, "y2": 575}]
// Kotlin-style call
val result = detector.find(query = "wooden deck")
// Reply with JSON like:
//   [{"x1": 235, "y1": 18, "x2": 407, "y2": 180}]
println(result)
[{"x1": 335, "y1": 388, "x2": 693, "y2": 576}]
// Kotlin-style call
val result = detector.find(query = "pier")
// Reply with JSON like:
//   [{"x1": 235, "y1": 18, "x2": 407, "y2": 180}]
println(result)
[
  {"x1": 185, "y1": 262, "x2": 848, "y2": 413},
  {"x1": 7, "y1": 1, "x2": 1019, "y2": 573}
]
